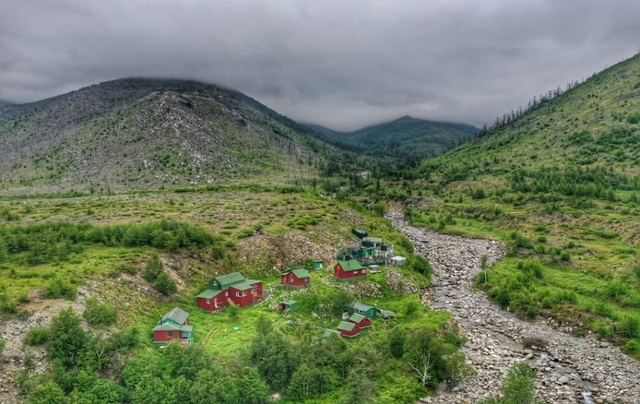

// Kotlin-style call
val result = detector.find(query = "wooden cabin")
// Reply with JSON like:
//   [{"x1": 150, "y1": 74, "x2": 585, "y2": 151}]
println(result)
[
  {"x1": 153, "y1": 307, "x2": 193, "y2": 346},
  {"x1": 334, "y1": 260, "x2": 367, "y2": 281},
  {"x1": 196, "y1": 272, "x2": 262, "y2": 311},
  {"x1": 280, "y1": 267, "x2": 311, "y2": 289}
]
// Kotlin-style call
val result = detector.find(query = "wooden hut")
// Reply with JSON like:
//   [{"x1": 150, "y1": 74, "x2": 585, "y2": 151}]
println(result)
[
  {"x1": 337, "y1": 321, "x2": 360, "y2": 338},
  {"x1": 153, "y1": 307, "x2": 193, "y2": 346}
]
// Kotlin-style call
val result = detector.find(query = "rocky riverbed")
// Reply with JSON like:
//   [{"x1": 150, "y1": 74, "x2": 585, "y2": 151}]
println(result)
[{"x1": 388, "y1": 212, "x2": 640, "y2": 404}]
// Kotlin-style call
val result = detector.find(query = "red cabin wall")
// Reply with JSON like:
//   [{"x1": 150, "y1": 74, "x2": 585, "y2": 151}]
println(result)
[
  {"x1": 281, "y1": 274, "x2": 309, "y2": 287},
  {"x1": 338, "y1": 326, "x2": 360, "y2": 337},
  {"x1": 334, "y1": 264, "x2": 367, "y2": 280},
  {"x1": 229, "y1": 283, "x2": 262, "y2": 307},
  {"x1": 351, "y1": 318, "x2": 371, "y2": 328},
  {"x1": 196, "y1": 294, "x2": 228, "y2": 312},
  {"x1": 154, "y1": 330, "x2": 179, "y2": 343}
]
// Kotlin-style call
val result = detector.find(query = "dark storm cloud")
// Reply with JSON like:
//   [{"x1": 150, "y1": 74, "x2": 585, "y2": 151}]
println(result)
[{"x1": 1, "y1": 0, "x2": 639, "y2": 130}]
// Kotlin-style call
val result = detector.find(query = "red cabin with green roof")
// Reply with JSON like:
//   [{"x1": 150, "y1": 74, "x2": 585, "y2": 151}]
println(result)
[
  {"x1": 280, "y1": 267, "x2": 311, "y2": 288},
  {"x1": 153, "y1": 307, "x2": 193, "y2": 346},
  {"x1": 337, "y1": 320, "x2": 360, "y2": 338},
  {"x1": 196, "y1": 272, "x2": 263, "y2": 311},
  {"x1": 334, "y1": 260, "x2": 367, "y2": 281},
  {"x1": 348, "y1": 313, "x2": 372, "y2": 329}
]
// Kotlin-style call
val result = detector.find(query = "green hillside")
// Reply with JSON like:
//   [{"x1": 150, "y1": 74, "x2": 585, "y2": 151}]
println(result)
[
  {"x1": 307, "y1": 116, "x2": 477, "y2": 159},
  {"x1": 0, "y1": 78, "x2": 339, "y2": 194},
  {"x1": 390, "y1": 53, "x2": 640, "y2": 356}
]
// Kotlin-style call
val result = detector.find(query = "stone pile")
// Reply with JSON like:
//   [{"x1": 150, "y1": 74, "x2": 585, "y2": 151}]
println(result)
[{"x1": 388, "y1": 212, "x2": 640, "y2": 404}]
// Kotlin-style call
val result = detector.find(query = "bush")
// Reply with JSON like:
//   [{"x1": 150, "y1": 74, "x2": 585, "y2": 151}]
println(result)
[
  {"x1": 388, "y1": 327, "x2": 407, "y2": 358},
  {"x1": 621, "y1": 339, "x2": 640, "y2": 355},
  {"x1": 500, "y1": 363, "x2": 537, "y2": 404},
  {"x1": 537, "y1": 236, "x2": 546, "y2": 243},
  {"x1": 42, "y1": 278, "x2": 77, "y2": 300},
  {"x1": 143, "y1": 254, "x2": 163, "y2": 282},
  {"x1": 83, "y1": 297, "x2": 116, "y2": 327},
  {"x1": 25, "y1": 327, "x2": 49, "y2": 345},
  {"x1": 618, "y1": 316, "x2": 640, "y2": 338},
  {"x1": 118, "y1": 262, "x2": 138, "y2": 275},
  {"x1": 627, "y1": 112, "x2": 640, "y2": 124},
  {"x1": 154, "y1": 272, "x2": 177, "y2": 296}
]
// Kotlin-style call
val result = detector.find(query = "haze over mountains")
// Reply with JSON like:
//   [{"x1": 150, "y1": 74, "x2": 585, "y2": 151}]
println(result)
[{"x1": 307, "y1": 116, "x2": 477, "y2": 159}]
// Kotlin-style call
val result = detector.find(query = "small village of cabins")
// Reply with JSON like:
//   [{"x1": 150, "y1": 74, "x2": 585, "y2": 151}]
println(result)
[{"x1": 152, "y1": 228, "x2": 404, "y2": 345}]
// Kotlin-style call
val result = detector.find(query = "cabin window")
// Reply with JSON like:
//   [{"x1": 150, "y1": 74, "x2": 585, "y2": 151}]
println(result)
[
  {"x1": 167, "y1": 331, "x2": 173, "y2": 338},
  {"x1": 305, "y1": 278, "x2": 308, "y2": 283},
  {"x1": 225, "y1": 292, "x2": 228, "y2": 297},
  {"x1": 290, "y1": 276, "x2": 294, "y2": 283},
  {"x1": 236, "y1": 292, "x2": 240, "y2": 297},
  {"x1": 206, "y1": 299, "x2": 210, "y2": 304},
  {"x1": 243, "y1": 291, "x2": 247, "y2": 297}
]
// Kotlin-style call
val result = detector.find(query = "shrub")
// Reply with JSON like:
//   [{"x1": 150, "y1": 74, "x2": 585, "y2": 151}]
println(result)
[
  {"x1": 537, "y1": 236, "x2": 546, "y2": 243},
  {"x1": 118, "y1": 262, "x2": 138, "y2": 275},
  {"x1": 618, "y1": 316, "x2": 640, "y2": 338},
  {"x1": 500, "y1": 363, "x2": 537, "y2": 404},
  {"x1": 560, "y1": 252, "x2": 571, "y2": 262},
  {"x1": 42, "y1": 277, "x2": 77, "y2": 300},
  {"x1": 388, "y1": 327, "x2": 407, "y2": 358},
  {"x1": 627, "y1": 112, "x2": 640, "y2": 124},
  {"x1": 621, "y1": 339, "x2": 640, "y2": 355},
  {"x1": 83, "y1": 297, "x2": 116, "y2": 327},
  {"x1": 143, "y1": 254, "x2": 163, "y2": 282},
  {"x1": 154, "y1": 272, "x2": 177, "y2": 296},
  {"x1": 404, "y1": 301, "x2": 420, "y2": 317},
  {"x1": 25, "y1": 327, "x2": 49, "y2": 345}
]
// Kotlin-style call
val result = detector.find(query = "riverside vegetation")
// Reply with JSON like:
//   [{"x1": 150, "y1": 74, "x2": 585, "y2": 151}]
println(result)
[{"x1": 375, "y1": 53, "x2": 640, "y2": 361}]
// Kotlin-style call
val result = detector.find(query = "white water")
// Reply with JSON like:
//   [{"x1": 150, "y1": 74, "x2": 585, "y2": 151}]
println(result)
[{"x1": 581, "y1": 391, "x2": 595, "y2": 404}]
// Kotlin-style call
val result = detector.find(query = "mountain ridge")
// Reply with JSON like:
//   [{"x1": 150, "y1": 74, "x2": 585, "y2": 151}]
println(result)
[
  {"x1": 0, "y1": 78, "x2": 335, "y2": 194},
  {"x1": 305, "y1": 115, "x2": 478, "y2": 159}
]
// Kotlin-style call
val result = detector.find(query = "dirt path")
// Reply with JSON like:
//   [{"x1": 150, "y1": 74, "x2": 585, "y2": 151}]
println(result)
[{"x1": 388, "y1": 212, "x2": 640, "y2": 404}]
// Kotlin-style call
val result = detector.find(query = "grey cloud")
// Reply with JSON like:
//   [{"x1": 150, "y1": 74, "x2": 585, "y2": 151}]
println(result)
[{"x1": 1, "y1": 0, "x2": 639, "y2": 131}]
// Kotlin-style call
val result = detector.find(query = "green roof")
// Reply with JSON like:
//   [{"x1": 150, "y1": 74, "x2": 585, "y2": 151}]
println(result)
[
  {"x1": 196, "y1": 289, "x2": 222, "y2": 299},
  {"x1": 350, "y1": 302, "x2": 375, "y2": 312},
  {"x1": 153, "y1": 323, "x2": 193, "y2": 332},
  {"x1": 337, "y1": 321, "x2": 356, "y2": 332},
  {"x1": 337, "y1": 260, "x2": 364, "y2": 272},
  {"x1": 281, "y1": 267, "x2": 310, "y2": 279},
  {"x1": 349, "y1": 313, "x2": 366, "y2": 323},
  {"x1": 161, "y1": 307, "x2": 189, "y2": 325},
  {"x1": 323, "y1": 329, "x2": 341, "y2": 337},
  {"x1": 281, "y1": 267, "x2": 310, "y2": 278},
  {"x1": 282, "y1": 299, "x2": 297, "y2": 305},
  {"x1": 230, "y1": 279, "x2": 260, "y2": 291},
  {"x1": 211, "y1": 272, "x2": 247, "y2": 290}
]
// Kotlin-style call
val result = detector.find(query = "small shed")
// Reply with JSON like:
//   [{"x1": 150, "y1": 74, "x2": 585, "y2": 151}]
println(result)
[
  {"x1": 390, "y1": 256, "x2": 407, "y2": 267},
  {"x1": 280, "y1": 267, "x2": 311, "y2": 289},
  {"x1": 350, "y1": 302, "x2": 377, "y2": 319},
  {"x1": 337, "y1": 321, "x2": 360, "y2": 338},
  {"x1": 153, "y1": 307, "x2": 193, "y2": 346},
  {"x1": 313, "y1": 260, "x2": 324, "y2": 270},
  {"x1": 279, "y1": 299, "x2": 298, "y2": 311},
  {"x1": 348, "y1": 313, "x2": 372, "y2": 329},
  {"x1": 368, "y1": 265, "x2": 380, "y2": 273}
]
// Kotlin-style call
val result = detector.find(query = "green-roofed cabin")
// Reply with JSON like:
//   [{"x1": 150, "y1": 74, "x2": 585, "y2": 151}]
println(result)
[
  {"x1": 348, "y1": 313, "x2": 372, "y2": 329},
  {"x1": 337, "y1": 321, "x2": 360, "y2": 337},
  {"x1": 153, "y1": 307, "x2": 193, "y2": 346},
  {"x1": 280, "y1": 267, "x2": 311, "y2": 289},
  {"x1": 313, "y1": 259, "x2": 324, "y2": 269},
  {"x1": 350, "y1": 302, "x2": 377, "y2": 319},
  {"x1": 334, "y1": 260, "x2": 367, "y2": 281},
  {"x1": 279, "y1": 299, "x2": 298, "y2": 311},
  {"x1": 196, "y1": 272, "x2": 263, "y2": 311}
]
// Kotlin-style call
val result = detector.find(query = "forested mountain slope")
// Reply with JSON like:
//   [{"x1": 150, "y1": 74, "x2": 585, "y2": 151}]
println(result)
[{"x1": 307, "y1": 116, "x2": 477, "y2": 159}]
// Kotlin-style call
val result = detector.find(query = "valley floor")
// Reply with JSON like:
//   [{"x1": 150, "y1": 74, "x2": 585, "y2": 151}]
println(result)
[{"x1": 388, "y1": 212, "x2": 640, "y2": 404}]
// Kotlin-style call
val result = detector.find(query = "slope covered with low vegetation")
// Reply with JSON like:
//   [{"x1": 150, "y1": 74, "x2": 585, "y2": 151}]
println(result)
[
  {"x1": 379, "y1": 53, "x2": 640, "y2": 357},
  {"x1": 0, "y1": 79, "x2": 350, "y2": 194},
  {"x1": 0, "y1": 189, "x2": 475, "y2": 404}
]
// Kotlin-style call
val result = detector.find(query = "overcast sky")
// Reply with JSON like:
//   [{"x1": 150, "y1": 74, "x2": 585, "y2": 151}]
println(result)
[{"x1": 1, "y1": 0, "x2": 639, "y2": 131}]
